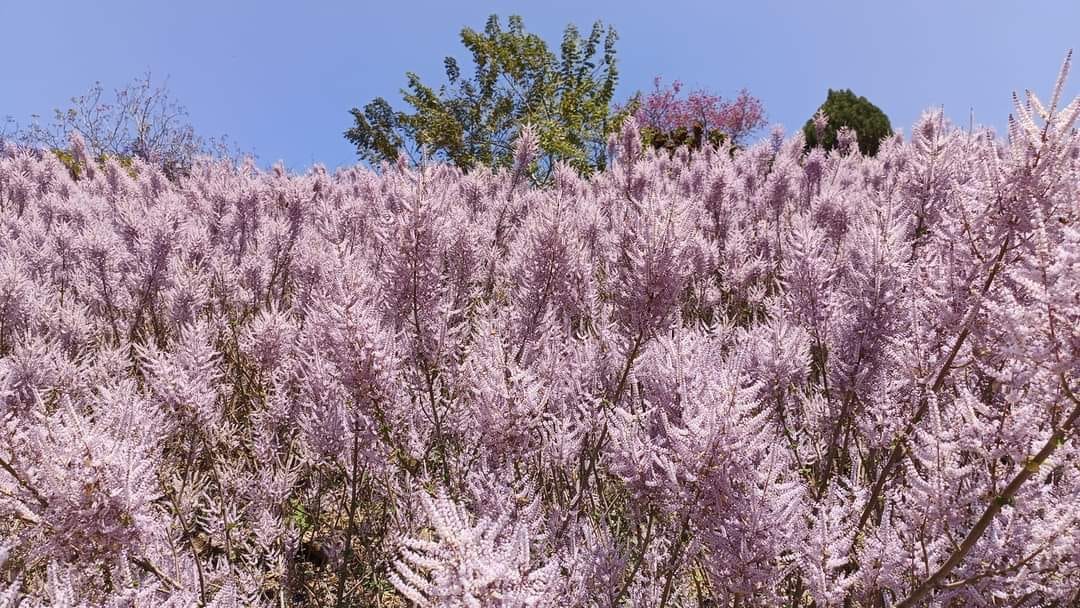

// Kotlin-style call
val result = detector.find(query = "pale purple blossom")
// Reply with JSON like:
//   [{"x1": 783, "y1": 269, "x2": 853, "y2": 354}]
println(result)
[{"x1": 0, "y1": 55, "x2": 1077, "y2": 607}]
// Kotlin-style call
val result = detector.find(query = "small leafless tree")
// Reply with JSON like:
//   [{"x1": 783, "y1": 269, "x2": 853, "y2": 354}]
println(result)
[
  {"x1": 20, "y1": 72, "x2": 228, "y2": 175},
  {"x1": 0, "y1": 116, "x2": 17, "y2": 146}
]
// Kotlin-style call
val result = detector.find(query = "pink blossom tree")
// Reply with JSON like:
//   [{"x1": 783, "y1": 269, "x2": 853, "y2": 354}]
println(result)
[{"x1": 625, "y1": 76, "x2": 767, "y2": 150}]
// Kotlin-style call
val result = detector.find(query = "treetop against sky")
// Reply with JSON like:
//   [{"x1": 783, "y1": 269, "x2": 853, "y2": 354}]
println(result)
[{"x1": 1, "y1": 0, "x2": 1078, "y2": 169}]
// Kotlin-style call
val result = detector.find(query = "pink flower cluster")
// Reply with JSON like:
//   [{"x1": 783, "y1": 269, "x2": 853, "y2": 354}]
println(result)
[
  {"x1": 631, "y1": 77, "x2": 767, "y2": 144},
  {"x1": 0, "y1": 55, "x2": 1078, "y2": 606}
]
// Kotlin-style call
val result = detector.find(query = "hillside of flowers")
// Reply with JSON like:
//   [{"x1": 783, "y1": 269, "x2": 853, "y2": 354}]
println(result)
[{"x1": 1, "y1": 56, "x2": 1079, "y2": 607}]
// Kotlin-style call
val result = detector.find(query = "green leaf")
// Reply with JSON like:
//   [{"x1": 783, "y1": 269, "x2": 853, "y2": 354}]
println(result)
[{"x1": 344, "y1": 14, "x2": 621, "y2": 181}]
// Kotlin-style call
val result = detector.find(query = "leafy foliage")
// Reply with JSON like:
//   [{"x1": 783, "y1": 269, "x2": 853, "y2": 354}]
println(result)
[
  {"x1": 1, "y1": 54, "x2": 1080, "y2": 607},
  {"x1": 345, "y1": 14, "x2": 622, "y2": 181},
  {"x1": 802, "y1": 88, "x2": 893, "y2": 156}
]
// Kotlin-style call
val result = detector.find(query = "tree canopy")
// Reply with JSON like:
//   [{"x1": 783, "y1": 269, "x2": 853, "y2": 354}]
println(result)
[
  {"x1": 803, "y1": 88, "x2": 892, "y2": 156},
  {"x1": 626, "y1": 77, "x2": 766, "y2": 154},
  {"x1": 345, "y1": 15, "x2": 623, "y2": 180}
]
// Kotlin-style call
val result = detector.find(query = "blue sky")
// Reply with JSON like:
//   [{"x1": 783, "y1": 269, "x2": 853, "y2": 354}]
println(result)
[{"x1": 2, "y1": 1, "x2": 1078, "y2": 170}]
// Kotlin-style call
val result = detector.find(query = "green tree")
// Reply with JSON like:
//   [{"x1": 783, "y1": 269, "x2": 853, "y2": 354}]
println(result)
[
  {"x1": 345, "y1": 15, "x2": 624, "y2": 180},
  {"x1": 803, "y1": 88, "x2": 892, "y2": 156}
]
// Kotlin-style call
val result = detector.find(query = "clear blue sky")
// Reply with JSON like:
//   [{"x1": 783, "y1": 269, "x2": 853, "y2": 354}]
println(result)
[{"x1": 2, "y1": 1, "x2": 1077, "y2": 170}]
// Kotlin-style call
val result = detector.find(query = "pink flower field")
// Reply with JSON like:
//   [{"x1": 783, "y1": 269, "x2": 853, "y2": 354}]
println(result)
[{"x1": 1, "y1": 54, "x2": 1079, "y2": 607}]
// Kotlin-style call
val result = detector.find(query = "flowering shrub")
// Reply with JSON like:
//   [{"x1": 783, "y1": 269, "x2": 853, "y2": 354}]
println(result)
[
  {"x1": 628, "y1": 76, "x2": 767, "y2": 148},
  {"x1": 1, "y1": 54, "x2": 1079, "y2": 607}
]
